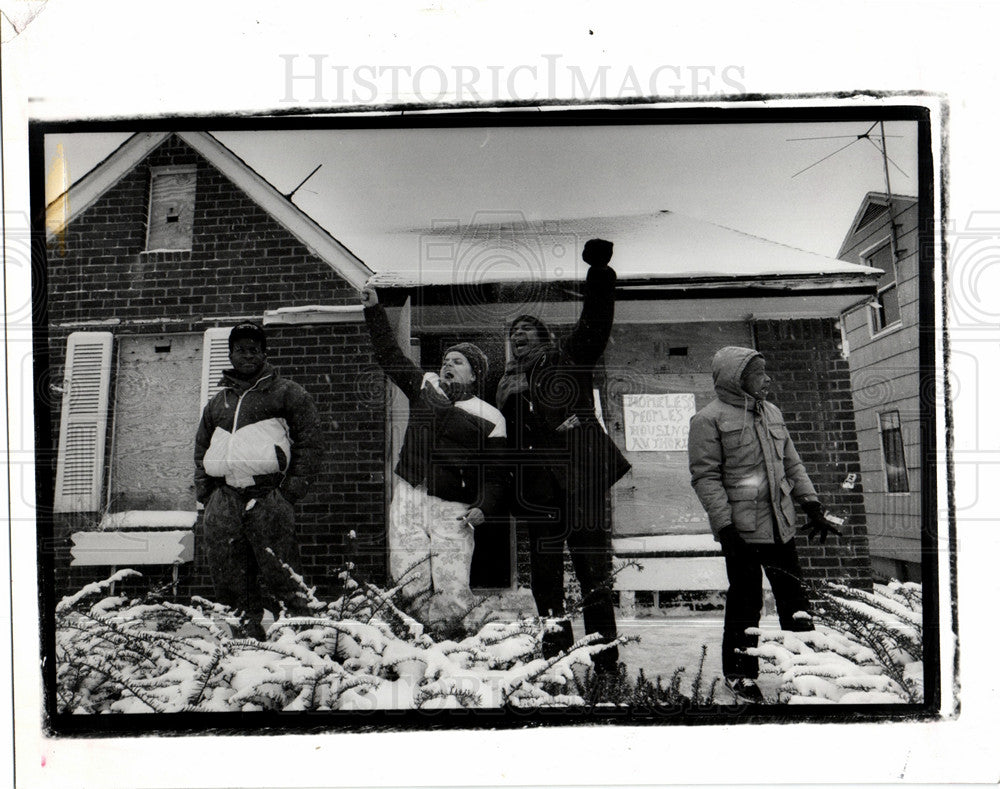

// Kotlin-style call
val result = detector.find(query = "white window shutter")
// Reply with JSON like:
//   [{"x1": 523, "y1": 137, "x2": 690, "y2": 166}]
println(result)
[
  {"x1": 54, "y1": 332, "x2": 113, "y2": 512},
  {"x1": 201, "y1": 328, "x2": 231, "y2": 407}
]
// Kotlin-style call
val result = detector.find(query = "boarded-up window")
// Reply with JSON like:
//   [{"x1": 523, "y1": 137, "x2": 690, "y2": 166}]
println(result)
[
  {"x1": 879, "y1": 410, "x2": 909, "y2": 493},
  {"x1": 109, "y1": 334, "x2": 204, "y2": 511},
  {"x1": 604, "y1": 322, "x2": 754, "y2": 537},
  {"x1": 146, "y1": 166, "x2": 196, "y2": 251},
  {"x1": 54, "y1": 332, "x2": 114, "y2": 512},
  {"x1": 866, "y1": 241, "x2": 901, "y2": 333}
]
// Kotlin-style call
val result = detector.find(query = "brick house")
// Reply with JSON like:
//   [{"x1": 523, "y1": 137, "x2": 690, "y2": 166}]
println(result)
[
  {"x1": 836, "y1": 192, "x2": 923, "y2": 581},
  {"x1": 43, "y1": 131, "x2": 386, "y2": 601},
  {"x1": 42, "y1": 133, "x2": 883, "y2": 611},
  {"x1": 368, "y1": 211, "x2": 883, "y2": 600}
]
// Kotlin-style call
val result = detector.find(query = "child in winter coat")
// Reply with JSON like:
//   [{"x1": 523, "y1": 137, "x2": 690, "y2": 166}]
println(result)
[
  {"x1": 194, "y1": 322, "x2": 324, "y2": 639},
  {"x1": 361, "y1": 285, "x2": 507, "y2": 634},
  {"x1": 688, "y1": 346, "x2": 839, "y2": 702}
]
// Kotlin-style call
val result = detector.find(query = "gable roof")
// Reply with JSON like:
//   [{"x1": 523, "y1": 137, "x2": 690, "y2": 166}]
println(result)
[
  {"x1": 46, "y1": 131, "x2": 373, "y2": 290},
  {"x1": 837, "y1": 191, "x2": 919, "y2": 259},
  {"x1": 366, "y1": 210, "x2": 882, "y2": 289}
]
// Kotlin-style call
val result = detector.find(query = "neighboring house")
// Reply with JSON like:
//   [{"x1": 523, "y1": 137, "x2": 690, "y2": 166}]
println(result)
[
  {"x1": 43, "y1": 131, "x2": 386, "y2": 600},
  {"x1": 836, "y1": 192, "x2": 923, "y2": 582},
  {"x1": 368, "y1": 211, "x2": 884, "y2": 599}
]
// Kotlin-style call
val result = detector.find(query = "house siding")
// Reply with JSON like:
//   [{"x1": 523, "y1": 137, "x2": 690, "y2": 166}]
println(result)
[
  {"x1": 838, "y1": 196, "x2": 923, "y2": 580},
  {"x1": 44, "y1": 135, "x2": 387, "y2": 601}
]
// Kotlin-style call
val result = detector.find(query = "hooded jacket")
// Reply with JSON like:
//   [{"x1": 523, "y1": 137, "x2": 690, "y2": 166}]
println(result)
[
  {"x1": 194, "y1": 363, "x2": 324, "y2": 505},
  {"x1": 364, "y1": 303, "x2": 507, "y2": 516},
  {"x1": 499, "y1": 264, "x2": 631, "y2": 501},
  {"x1": 688, "y1": 346, "x2": 817, "y2": 544}
]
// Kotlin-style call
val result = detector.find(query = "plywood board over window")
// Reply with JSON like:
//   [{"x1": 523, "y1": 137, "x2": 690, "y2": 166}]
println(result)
[
  {"x1": 109, "y1": 334, "x2": 203, "y2": 511},
  {"x1": 604, "y1": 322, "x2": 753, "y2": 537},
  {"x1": 146, "y1": 166, "x2": 196, "y2": 251}
]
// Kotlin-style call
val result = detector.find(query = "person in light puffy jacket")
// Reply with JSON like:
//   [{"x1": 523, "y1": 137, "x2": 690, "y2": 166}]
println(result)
[
  {"x1": 361, "y1": 285, "x2": 506, "y2": 635},
  {"x1": 688, "y1": 346, "x2": 836, "y2": 702},
  {"x1": 194, "y1": 322, "x2": 323, "y2": 639}
]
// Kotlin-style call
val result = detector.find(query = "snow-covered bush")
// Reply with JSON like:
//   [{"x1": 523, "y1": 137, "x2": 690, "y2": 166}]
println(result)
[
  {"x1": 55, "y1": 567, "x2": 625, "y2": 714},
  {"x1": 748, "y1": 581, "x2": 923, "y2": 704}
]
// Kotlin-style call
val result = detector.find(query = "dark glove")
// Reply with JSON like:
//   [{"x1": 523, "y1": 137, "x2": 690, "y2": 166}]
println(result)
[
  {"x1": 717, "y1": 524, "x2": 750, "y2": 555},
  {"x1": 582, "y1": 238, "x2": 613, "y2": 267},
  {"x1": 278, "y1": 484, "x2": 301, "y2": 506},
  {"x1": 801, "y1": 500, "x2": 841, "y2": 544}
]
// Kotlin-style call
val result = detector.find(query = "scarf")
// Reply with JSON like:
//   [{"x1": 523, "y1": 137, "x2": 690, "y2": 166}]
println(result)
[{"x1": 496, "y1": 343, "x2": 551, "y2": 410}]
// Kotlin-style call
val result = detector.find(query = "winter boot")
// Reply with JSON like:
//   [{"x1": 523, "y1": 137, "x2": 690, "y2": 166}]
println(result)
[
  {"x1": 785, "y1": 611, "x2": 816, "y2": 633},
  {"x1": 726, "y1": 676, "x2": 764, "y2": 703}
]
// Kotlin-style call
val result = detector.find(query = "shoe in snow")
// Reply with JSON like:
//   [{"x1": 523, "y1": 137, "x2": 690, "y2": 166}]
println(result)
[{"x1": 726, "y1": 676, "x2": 764, "y2": 703}]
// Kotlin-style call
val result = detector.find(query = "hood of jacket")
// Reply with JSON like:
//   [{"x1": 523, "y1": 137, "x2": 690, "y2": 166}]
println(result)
[{"x1": 711, "y1": 346, "x2": 762, "y2": 409}]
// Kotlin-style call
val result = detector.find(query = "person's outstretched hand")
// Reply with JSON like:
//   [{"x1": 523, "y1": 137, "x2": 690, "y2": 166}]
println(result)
[
  {"x1": 582, "y1": 238, "x2": 614, "y2": 267},
  {"x1": 457, "y1": 507, "x2": 485, "y2": 529},
  {"x1": 360, "y1": 285, "x2": 379, "y2": 307},
  {"x1": 801, "y1": 500, "x2": 841, "y2": 544}
]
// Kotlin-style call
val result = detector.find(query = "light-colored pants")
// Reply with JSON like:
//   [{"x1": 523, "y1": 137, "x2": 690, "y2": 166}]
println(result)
[{"x1": 388, "y1": 478, "x2": 475, "y2": 630}]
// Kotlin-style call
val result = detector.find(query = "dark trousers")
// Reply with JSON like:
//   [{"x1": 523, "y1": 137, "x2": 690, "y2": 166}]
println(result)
[
  {"x1": 526, "y1": 483, "x2": 619, "y2": 668},
  {"x1": 204, "y1": 485, "x2": 309, "y2": 625},
  {"x1": 722, "y1": 537, "x2": 812, "y2": 679}
]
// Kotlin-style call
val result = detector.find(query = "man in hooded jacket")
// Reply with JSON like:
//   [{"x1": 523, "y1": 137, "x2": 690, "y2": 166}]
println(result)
[{"x1": 689, "y1": 346, "x2": 836, "y2": 701}]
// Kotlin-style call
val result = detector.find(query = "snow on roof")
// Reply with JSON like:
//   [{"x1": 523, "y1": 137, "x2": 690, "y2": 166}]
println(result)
[{"x1": 365, "y1": 210, "x2": 882, "y2": 288}]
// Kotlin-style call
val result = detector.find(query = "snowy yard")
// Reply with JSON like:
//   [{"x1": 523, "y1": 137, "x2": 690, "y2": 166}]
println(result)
[{"x1": 54, "y1": 564, "x2": 923, "y2": 713}]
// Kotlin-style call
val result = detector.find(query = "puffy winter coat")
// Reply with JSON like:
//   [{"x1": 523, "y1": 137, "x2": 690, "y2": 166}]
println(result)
[
  {"x1": 194, "y1": 363, "x2": 324, "y2": 504},
  {"x1": 364, "y1": 304, "x2": 507, "y2": 516},
  {"x1": 688, "y1": 346, "x2": 818, "y2": 544},
  {"x1": 500, "y1": 264, "x2": 631, "y2": 502}
]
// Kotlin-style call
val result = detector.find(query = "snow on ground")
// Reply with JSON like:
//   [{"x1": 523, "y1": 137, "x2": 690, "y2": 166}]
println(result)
[{"x1": 572, "y1": 610, "x2": 782, "y2": 702}]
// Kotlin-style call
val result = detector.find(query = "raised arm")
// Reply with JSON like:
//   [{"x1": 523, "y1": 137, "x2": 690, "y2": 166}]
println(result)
[
  {"x1": 361, "y1": 285, "x2": 424, "y2": 400},
  {"x1": 563, "y1": 239, "x2": 618, "y2": 368}
]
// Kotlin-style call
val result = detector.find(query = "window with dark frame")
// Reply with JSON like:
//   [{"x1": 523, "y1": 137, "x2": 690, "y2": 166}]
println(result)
[
  {"x1": 146, "y1": 166, "x2": 196, "y2": 251},
  {"x1": 866, "y1": 240, "x2": 901, "y2": 333},
  {"x1": 878, "y1": 410, "x2": 909, "y2": 493}
]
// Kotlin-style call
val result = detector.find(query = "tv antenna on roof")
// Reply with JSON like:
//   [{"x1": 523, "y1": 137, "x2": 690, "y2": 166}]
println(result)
[
  {"x1": 790, "y1": 121, "x2": 908, "y2": 264},
  {"x1": 788, "y1": 121, "x2": 908, "y2": 181},
  {"x1": 285, "y1": 163, "x2": 323, "y2": 202}
]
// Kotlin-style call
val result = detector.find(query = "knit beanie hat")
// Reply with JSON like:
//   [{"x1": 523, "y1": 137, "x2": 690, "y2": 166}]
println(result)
[
  {"x1": 443, "y1": 342, "x2": 488, "y2": 387},
  {"x1": 228, "y1": 321, "x2": 267, "y2": 352}
]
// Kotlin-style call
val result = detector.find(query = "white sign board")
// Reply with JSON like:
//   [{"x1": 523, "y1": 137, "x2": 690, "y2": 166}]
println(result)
[{"x1": 623, "y1": 393, "x2": 697, "y2": 452}]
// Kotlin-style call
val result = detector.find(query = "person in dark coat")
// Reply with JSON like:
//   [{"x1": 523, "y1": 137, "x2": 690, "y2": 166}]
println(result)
[
  {"x1": 194, "y1": 322, "x2": 324, "y2": 639},
  {"x1": 496, "y1": 238, "x2": 631, "y2": 672},
  {"x1": 361, "y1": 285, "x2": 507, "y2": 634},
  {"x1": 688, "y1": 346, "x2": 839, "y2": 702}
]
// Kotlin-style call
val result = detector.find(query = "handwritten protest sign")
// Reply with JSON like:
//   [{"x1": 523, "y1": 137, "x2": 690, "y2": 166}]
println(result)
[{"x1": 623, "y1": 393, "x2": 696, "y2": 452}]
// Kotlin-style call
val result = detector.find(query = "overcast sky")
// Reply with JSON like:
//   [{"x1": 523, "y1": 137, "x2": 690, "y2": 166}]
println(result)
[{"x1": 45, "y1": 120, "x2": 919, "y2": 263}]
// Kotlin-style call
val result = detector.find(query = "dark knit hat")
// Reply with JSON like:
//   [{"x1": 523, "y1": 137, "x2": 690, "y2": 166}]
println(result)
[
  {"x1": 443, "y1": 342, "x2": 488, "y2": 387},
  {"x1": 228, "y1": 321, "x2": 267, "y2": 352}
]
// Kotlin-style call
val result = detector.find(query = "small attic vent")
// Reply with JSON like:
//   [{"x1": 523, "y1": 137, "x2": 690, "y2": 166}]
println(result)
[{"x1": 856, "y1": 202, "x2": 889, "y2": 231}]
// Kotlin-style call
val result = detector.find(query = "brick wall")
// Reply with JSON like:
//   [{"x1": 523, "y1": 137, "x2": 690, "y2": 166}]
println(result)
[
  {"x1": 754, "y1": 318, "x2": 873, "y2": 592},
  {"x1": 44, "y1": 135, "x2": 387, "y2": 602}
]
